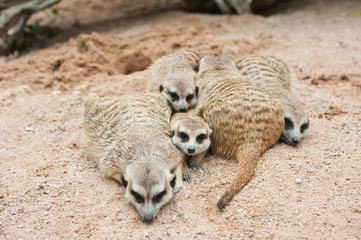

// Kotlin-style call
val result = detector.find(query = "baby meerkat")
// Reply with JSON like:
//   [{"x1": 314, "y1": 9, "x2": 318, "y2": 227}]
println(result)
[
  {"x1": 237, "y1": 55, "x2": 309, "y2": 146},
  {"x1": 146, "y1": 49, "x2": 200, "y2": 112},
  {"x1": 195, "y1": 54, "x2": 284, "y2": 209},
  {"x1": 83, "y1": 93, "x2": 186, "y2": 222},
  {"x1": 170, "y1": 112, "x2": 212, "y2": 180}
]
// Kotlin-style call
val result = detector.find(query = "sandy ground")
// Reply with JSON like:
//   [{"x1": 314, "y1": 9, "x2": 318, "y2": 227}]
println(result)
[{"x1": 1, "y1": 0, "x2": 361, "y2": 239}]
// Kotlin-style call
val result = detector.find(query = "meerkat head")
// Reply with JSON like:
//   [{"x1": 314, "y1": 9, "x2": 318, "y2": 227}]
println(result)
[
  {"x1": 122, "y1": 161, "x2": 176, "y2": 222},
  {"x1": 170, "y1": 113, "x2": 212, "y2": 156},
  {"x1": 159, "y1": 79, "x2": 199, "y2": 112},
  {"x1": 281, "y1": 109, "x2": 309, "y2": 146},
  {"x1": 198, "y1": 53, "x2": 238, "y2": 72}
]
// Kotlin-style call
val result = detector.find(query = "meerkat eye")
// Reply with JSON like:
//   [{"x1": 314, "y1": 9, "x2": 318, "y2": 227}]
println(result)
[
  {"x1": 186, "y1": 94, "x2": 194, "y2": 102},
  {"x1": 196, "y1": 133, "x2": 206, "y2": 143},
  {"x1": 169, "y1": 92, "x2": 179, "y2": 101},
  {"x1": 178, "y1": 132, "x2": 189, "y2": 141},
  {"x1": 284, "y1": 118, "x2": 294, "y2": 130},
  {"x1": 300, "y1": 122, "x2": 309, "y2": 133},
  {"x1": 130, "y1": 189, "x2": 145, "y2": 204},
  {"x1": 152, "y1": 189, "x2": 167, "y2": 203}
]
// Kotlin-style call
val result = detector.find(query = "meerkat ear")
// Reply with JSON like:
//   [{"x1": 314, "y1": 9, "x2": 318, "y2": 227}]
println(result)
[
  {"x1": 121, "y1": 175, "x2": 128, "y2": 188},
  {"x1": 170, "y1": 130, "x2": 175, "y2": 138},
  {"x1": 195, "y1": 87, "x2": 199, "y2": 97},
  {"x1": 170, "y1": 174, "x2": 176, "y2": 188},
  {"x1": 159, "y1": 85, "x2": 164, "y2": 92},
  {"x1": 194, "y1": 64, "x2": 199, "y2": 72}
]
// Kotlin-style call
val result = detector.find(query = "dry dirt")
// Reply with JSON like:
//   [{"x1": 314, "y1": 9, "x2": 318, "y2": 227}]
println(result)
[{"x1": 1, "y1": 0, "x2": 361, "y2": 239}]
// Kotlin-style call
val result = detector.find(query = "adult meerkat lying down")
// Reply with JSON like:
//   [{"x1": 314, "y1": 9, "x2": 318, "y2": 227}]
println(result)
[
  {"x1": 83, "y1": 93, "x2": 187, "y2": 221},
  {"x1": 195, "y1": 54, "x2": 284, "y2": 209},
  {"x1": 170, "y1": 112, "x2": 212, "y2": 181},
  {"x1": 237, "y1": 55, "x2": 309, "y2": 146},
  {"x1": 146, "y1": 49, "x2": 200, "y2": 112}
]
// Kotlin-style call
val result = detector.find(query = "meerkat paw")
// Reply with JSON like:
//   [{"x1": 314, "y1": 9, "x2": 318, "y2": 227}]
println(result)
[
  {"x1": 182, "y1": 161, "x2": 191, "y2": 182},
  {"x1": 173, "y1": 186, "x2": 182, "y2": 196}
]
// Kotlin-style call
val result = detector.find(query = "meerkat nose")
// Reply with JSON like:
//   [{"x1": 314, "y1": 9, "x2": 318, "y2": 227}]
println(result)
[
  {"x1": 292, "y1": 137, "x2": 299, "y2": 145},
  {"x1": 144, "y1": 214, "x2": 153, "y2": 222},
  {"x1": 187, "y1": 147, "x2": 195, "y2": 154},
  {"x1": 179, "y1": 107, "x2": 187, "y2": 112}
]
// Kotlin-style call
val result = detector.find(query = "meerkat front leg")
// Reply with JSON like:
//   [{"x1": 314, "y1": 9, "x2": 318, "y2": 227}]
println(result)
[
  {"x1": 182, "y1": 161, "x2": 191, "y2": 182},
  {"x1": 188, "y1": 150, "x2": 208, "y2": 168},
  {"x1": 172, "y1": 163, "x2": 183, "y2": 195}
]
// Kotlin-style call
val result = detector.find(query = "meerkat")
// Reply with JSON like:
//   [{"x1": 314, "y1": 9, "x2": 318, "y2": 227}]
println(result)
[
  {"x1": 170, "y1": 112, "x2": 213, "y2": 181},
  {"x1": 194, "y1": 54, "x2": 284, "y2": 209},
  {"x1": 236, "y1": 55, "x2": 309, "y2": 146},
  {"x1": 83, "y1": 93, "x2": 187, "y2": 222},
  {"x1": 146, "y1": 49, "x2": 200, "y2": 112}
]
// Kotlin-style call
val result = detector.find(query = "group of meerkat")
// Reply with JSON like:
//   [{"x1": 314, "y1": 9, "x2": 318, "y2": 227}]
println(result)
[{"x1": 83, "y1": 48, "x2": 309, "y2": 221}]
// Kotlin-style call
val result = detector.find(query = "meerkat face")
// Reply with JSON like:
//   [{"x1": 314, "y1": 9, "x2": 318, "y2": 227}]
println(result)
[
  {"x1": 159, "y1": 79, "x2": 199, "y2": 112},
  {"x1": 122, "y1": 162, "x2": 176, "y2": 222},
  {"x1": 170, "y1": 114, "x2": 212, "y2": 156},
  {"x1": 281, "y1": 111, "x2": 309, "y2": 146}
]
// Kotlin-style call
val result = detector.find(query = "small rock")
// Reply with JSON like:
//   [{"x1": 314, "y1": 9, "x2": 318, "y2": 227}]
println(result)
[
  {"x1": 199, "y1": 169, "x2": 204, "y2": 174},
  {"x1": 43, "y1": 190, "x2": 50, "y2": 194},
  {"x1": 25, "y1": 127, "x2": 33, "y2": 131},
  {"x1": 295, "y1": 178, "x2": 302, "y2": 184},
  {"x1": 144, "y1": 231, "x2": 149, "y2": 237},
  {"x1": 51, "y1": 90, "x2": 61, "y2": 96}
]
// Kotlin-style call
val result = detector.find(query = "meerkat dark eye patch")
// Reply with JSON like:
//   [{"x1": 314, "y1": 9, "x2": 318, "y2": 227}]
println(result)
[
  {"x1": 284, "y1": 118, "x2": 294, "y2": 130},
  {"x1": 195, "y1": 87, "x2": 199, "y2": 97},
  {"x1": 169, "y1": 92, "x2": 179, "y2": 101},
  {"x1": 121, "y1": 175, "x2": 128, "y2": 188},
  {"x1": 170, "y1": 175, "x2": 176, "y2": 188},
  {"x1": 196, "y1": 133, "x2": 206, "y2": 143},
  {"x1": 152, "y1": 189, "x2": 167, "y2": 203},
  {"x1": 130, "y1": 189, "x2": 144, "y2": 204},
  {"x1": 300, "y1": 122, "x2": 309, "y2": 133},
  {"x1": 178, "y1": 132, "x2": 189, "y2": 142},
  {"x1": 159, "y1": 85, "x2": 164, "y2": 92},
  {"x1": 186, "y1": 94, "x2": 194, "y2": 102}
]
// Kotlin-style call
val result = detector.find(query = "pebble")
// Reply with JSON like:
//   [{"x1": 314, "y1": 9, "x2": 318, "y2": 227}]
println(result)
[
  {"x1": 295, "y1": 178, "x2": 302, "y2": 184},
  {"x1": 25, "y1": 127, "x2": 33, "y2": 131},
  {"x1": 144, "y1": 232, "x2": 149, "y2": 237},
  {"x1": 199, "y1": 169, "x2": 204, "y2": 174},
  {"x1": 51, "y1": 90, "x2": 61, "y2": 96},
  {"x1": 43, "y1": 190, "x2": 50, "y2": 194}
]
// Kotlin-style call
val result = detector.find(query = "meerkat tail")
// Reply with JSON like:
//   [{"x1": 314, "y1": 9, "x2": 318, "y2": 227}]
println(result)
[{"x1": 216, "y1": 143, "x2": 262, "y2": 209}]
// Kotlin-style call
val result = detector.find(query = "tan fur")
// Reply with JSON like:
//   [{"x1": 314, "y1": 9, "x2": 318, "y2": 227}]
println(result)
[
  {"x1": 83, "y1": 93, "x2": 186, "y2": 221},
  {"x1": 236, "y1": 56, "x2": 309, "y2": 145},
  {"x1": 146, "y1": 49, "x2": 200, "y2": 112},
  {"x1": 195, "y1": 54, "x2": 284, "y2": 209}
]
